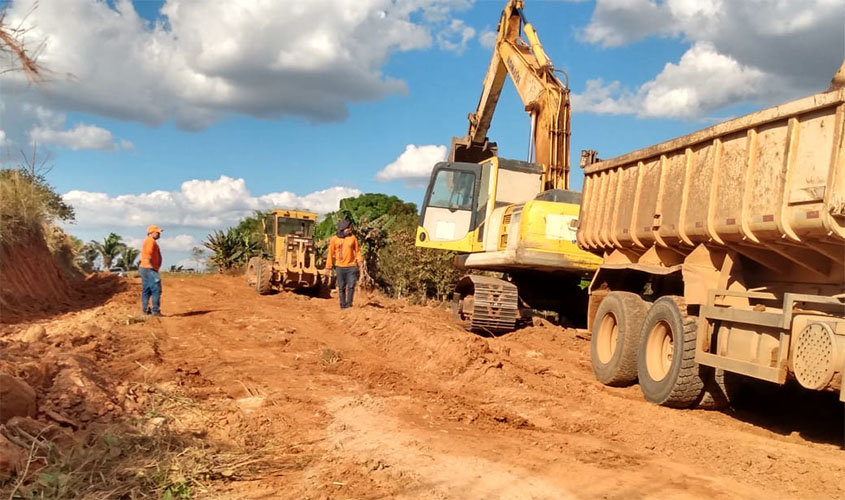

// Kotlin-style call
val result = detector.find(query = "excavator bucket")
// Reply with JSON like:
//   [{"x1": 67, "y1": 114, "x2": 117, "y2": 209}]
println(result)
[{"x1": 449, "y1": 136, "x2": 498, "y2": 165}]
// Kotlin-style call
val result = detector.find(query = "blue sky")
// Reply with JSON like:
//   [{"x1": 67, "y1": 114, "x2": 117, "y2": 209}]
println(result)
[{"x1": 2, "y1": 0, "x2": 843, "y2": 269}]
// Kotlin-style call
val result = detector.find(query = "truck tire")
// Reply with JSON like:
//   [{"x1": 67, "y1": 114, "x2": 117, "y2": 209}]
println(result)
[
  {"x1": 245, "y1": 257, "x2": 260, "y2": 289},
  {"x1": 636, "y1": 296, "x2": 704, "y2": 408},
  {"x1": 696, "y1": 368, "x2": 748, "y2": 410},
  {"x1": 590, "y1": 291, "x2": 648, "y2": 386},
  {"x1": 256, "y1": 259, "x2": 273, "y2": 295}
]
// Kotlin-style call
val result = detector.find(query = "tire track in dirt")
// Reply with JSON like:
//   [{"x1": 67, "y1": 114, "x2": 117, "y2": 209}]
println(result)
[{"x1": 104, "y1": 275, "x2": 845, "y2": 499}]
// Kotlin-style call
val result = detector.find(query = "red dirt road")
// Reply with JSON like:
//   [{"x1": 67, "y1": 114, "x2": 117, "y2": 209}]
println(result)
[{"x1": 4, "y1": 274, "x2": 844, "y2": 499}]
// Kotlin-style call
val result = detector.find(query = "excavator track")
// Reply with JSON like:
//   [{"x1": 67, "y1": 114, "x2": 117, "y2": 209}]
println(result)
[{"x1": 453, "y1": 275, "x2": 519, "y2": 333}]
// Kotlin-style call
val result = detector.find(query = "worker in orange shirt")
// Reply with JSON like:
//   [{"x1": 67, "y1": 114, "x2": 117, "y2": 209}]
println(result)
[
  {"x1": 139, "y1": 224, "x2": 164, "y2": 316},
  {"x1": 325, "y1": 219, "x2": 362, "y2": 309}
]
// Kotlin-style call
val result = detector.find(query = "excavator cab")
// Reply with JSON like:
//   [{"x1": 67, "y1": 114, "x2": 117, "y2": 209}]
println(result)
[
  {"x1": 417, "y1": 161, "x2": 484, "y2": 252},
  {"x1": 416, "y1": 157, "x2": 546, "y2": 253}
]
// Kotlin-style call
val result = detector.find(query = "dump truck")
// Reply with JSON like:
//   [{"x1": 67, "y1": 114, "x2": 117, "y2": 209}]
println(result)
[
  {"x1": 246, "y1": 209, "x2": 331, "y2": 295},
  {"x1": 579, "y1": 63, "x2": 845, "y2": 407}
]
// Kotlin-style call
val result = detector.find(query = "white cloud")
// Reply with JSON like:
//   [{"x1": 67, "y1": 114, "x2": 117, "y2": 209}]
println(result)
[
  {"x1": 62, "y1": 175, "x2": 362, "y2": 231},
  {"x1": 158, "y1": 234, "x2": 201, "y2": 252},
  {"x1": 258, "y1": 186, "x2": 365, "y2": 215},
  {"x1": 1, "y1": 0, "x2": 474, "y2": 133},
  {"x1": 478, "y1": 29, "x2": 497, "y2": 50},
  {"x1": 436, "y1": 19, "x2": 476, "y2": 53},
  {"x1": 30, "y1": 123, "x2": 132, "y2": 151},
  {"x1": 375, "y1": 144, "x2": 447, "y2": 187},
  {"x1": 123, "y1": 234, "x2": 199, "y2": 252},
  {"x1": 1, "y1": 99, "x2": 131, "y2": 152},
  {"x1": 577, "y1": 0, "x2": 845, "y2": 117},
  {"x1": 580, "y1": 0, "x2": 673, "y2": 47},
  {"x1": 573, "y1": 43, "x2": 766, "y2": 118},
  {"x1": 571, "y1": 79, "x2": 637, "y2": 115}
]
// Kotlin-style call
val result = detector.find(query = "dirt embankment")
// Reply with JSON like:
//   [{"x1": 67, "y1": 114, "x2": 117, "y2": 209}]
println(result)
[
  {"x1": 0, "y1": 231, "x2": 74, "y2": 320},
  {"x1": 0, "y1": 229, "x2": 123, "y2": 323},
  {"x1": 1, "y1": 272, "x2": 844, "y2": 499}
]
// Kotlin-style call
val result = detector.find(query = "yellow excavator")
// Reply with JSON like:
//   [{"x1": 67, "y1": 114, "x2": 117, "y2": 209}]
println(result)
[{"x1": 416, "y1": 0, "x2": 601, "y2": 332}]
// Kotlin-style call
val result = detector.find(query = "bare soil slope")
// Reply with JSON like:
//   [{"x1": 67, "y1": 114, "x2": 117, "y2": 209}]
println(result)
[{"x1": 1, "y1": 274, "x2": 843, "y2": 499}]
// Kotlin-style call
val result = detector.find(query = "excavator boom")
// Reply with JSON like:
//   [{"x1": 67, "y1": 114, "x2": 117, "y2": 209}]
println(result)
[{"x1": 451, "y1": 0, "x2": 571, "y2": 190}]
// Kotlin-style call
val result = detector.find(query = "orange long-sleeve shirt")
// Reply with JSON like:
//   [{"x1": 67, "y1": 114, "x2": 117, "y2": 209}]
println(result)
[
  {"x1": 139, "y1": 236, "x2": 162, "y2": 271},
  {"x1": 326, "y1": 234, "x2": 361, "y2": 269}
]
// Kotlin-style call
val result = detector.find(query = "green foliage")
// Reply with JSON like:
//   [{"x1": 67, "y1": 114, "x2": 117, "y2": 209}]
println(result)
[
  {"x1": 201, "y1": 210, "x2": 268, "y2": 273},
  {"x1": 77, "y1": 241, "x2": 100, "y2": 272},
  {"x1": 90, "y1": 232, "x2": 126, "y2": 270},
  {"x1": 234, "y1": 210, "x2": 270, "y2": 238},
  {"x1": 314, "y1": 193, "x2": 416, "y2": 241},
  {"x1": 316, "y1": 193, "x2": 458, "y2": 301},
  {"x1": 116, "y1": 246, "x2": 141, "y2": 270},
  {"x1": 203, "y1": 226, "x2": 261, "y2": 273},
  {"x1": 376, "y1": 213, "x2": 462, "y2": 300},
  {"x1": 0, "y1": 167, "x2": 75, "y2": 242}
]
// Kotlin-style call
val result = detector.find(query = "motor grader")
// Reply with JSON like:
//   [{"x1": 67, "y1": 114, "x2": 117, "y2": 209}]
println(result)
[{"x1": 246, "y1": 209, "x2": 332, "y2": 295}]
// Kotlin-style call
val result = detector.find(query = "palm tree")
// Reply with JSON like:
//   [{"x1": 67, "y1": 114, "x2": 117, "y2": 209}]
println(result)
[
  {"x1": 90, "y1": 232, "x2": 125, "y2": 270},
  {"x1": 116, "y1": 246, "x2": 140, "y2": 270},
  {"x1": 77, "y1": 242, "x2": 100, "y2": 272},
  {"x1": 204, "y1": 227, "x2": 259, "y2": 273}
]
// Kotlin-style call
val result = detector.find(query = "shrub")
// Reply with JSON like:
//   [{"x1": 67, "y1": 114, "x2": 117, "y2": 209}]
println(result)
[{"x1": 0, "y1": 168, "x2": 74, "y2": 243}]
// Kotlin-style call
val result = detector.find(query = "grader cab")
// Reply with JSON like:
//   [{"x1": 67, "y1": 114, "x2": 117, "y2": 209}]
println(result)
[{"x1": 246, "y1": 209, "x2": 331, "y2": 295}]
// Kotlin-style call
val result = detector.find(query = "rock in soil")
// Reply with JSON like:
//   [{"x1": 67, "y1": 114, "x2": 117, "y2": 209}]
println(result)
[{"x1": 0, "y1": 374, "x2": 36, "y2": 424}]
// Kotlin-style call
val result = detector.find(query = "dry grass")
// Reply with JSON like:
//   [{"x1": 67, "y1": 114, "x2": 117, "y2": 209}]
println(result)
[
  {"x1": 0, "y1": 386, "x2": 283, "y2": 499},
  {"x1": 320, "y1": 346, "x2": 342, "y2": 366},
  {"x1": 0, "y1": 170, "x2": 47, "y2": 242}
]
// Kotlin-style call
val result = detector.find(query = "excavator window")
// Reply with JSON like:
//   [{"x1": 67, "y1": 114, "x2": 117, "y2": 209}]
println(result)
[{"x1": 429, "y1": 170, "x2": 476, "y2": 211}]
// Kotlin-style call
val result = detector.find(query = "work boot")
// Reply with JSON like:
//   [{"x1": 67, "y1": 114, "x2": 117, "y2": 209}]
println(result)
[
  {"x1": 143, "y1": 309, "x2": 151, "y2": 315},
  {"x1": 152, "y1": 312, "x2": 164, "y2": 317}
]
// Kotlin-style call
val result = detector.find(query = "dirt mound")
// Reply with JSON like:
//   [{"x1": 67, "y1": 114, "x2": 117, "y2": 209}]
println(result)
[
  {"x1": 0, "y1": 230, "x2": 74, "y2": 321},
  {"x1": 0, "y1": 229, "x2": 125, "y2": 324}
]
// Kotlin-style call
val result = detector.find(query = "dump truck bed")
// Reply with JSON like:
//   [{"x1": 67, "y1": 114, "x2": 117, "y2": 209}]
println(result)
[{"x1": 577, "y1": 88, "x2": 845, "y2": 282}]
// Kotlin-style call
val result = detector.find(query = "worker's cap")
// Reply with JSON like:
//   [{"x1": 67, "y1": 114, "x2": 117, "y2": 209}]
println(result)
[
  {"x1": 338, "y1": 219, "x2": 352, "y2": 231},
  {"x1": 146, "y1": 225, "x2": 164, "y2": 234}
]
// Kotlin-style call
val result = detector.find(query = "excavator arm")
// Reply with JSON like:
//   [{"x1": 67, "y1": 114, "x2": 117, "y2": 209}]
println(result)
[{"x1": 450, "y1": 0, "x2": 571, "y2": 190}]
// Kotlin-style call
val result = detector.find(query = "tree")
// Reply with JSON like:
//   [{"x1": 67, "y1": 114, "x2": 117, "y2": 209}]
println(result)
[
  {"x1": 190, "y1": 246, "x2": 206, "y2": 271},
  {"x1": 116, "y1": 246, "x2": 140, "y2": 270},
  {"x1": 74, "y1": 240, "x2": 99, "y2": 272},
  {"x1": 90, "y1": 233, "x2": 125, "y2": 270},
  {"x1": 203, "y1": 226, "x2": 260, "y2": 273},
  {"x1": 315, "y1": 193, "x2": 415, "y2": 242},
  {"x1": 376, "y1": 212, "x2": 462, "y2": 301}
]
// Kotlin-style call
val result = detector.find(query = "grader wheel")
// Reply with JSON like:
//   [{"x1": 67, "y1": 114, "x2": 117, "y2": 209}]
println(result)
[
  {"x1": 256, "y1": 259, "x2": 273, "y2": 295},
  {"x1": 245, "y1": 257, "x2": 260, "y2": 289}
]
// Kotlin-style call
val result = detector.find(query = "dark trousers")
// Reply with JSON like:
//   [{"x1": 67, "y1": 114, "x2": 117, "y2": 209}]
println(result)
[
  {"x1": 336, "y1": 266, "x2": 358, "y2": 309},
  {"x1": 139, "y1": 267, "x2": 162, "y2": 314}
]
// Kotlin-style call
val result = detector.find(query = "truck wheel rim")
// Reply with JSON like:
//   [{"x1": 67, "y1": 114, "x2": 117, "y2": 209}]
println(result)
[
  {"x1": 646, "y1": 320, "x2": 673, "y2": 381},
  {"x1": 596, "y1": 312, "x2": 618, "y2": 364}
]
